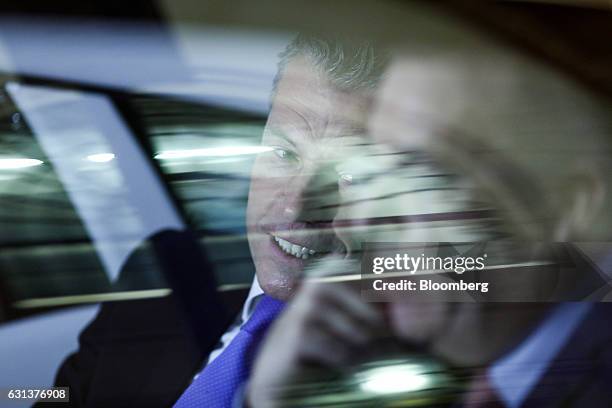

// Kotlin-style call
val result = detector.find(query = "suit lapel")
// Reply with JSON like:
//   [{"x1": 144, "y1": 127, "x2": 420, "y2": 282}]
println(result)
[{"x1": 521, "y1": 304, "x2": 612, "y2": 408}]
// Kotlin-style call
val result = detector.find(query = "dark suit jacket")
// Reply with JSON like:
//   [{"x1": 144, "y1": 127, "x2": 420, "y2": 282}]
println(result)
[
  {"x1": 520, "y1": 303, "x2": 612, "y2": 407},
  {"x1": 40, "y1": 290, "x2": 246, "y2": 408},
  {"x1": 36, "y1": 229, "x2": 247, "y2": 408}
]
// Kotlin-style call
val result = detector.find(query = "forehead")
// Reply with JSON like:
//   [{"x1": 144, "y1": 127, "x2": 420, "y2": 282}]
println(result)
[{"x1": 269, "y1": 56, "x2": 371, "y2": 138}]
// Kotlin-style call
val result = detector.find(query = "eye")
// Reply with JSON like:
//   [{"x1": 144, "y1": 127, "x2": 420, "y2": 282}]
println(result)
[{"x1": 273, "y1": 147, "x2": 299, "y2": 163}]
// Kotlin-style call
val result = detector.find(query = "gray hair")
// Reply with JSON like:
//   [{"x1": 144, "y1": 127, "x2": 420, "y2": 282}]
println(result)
[{"x1": 273, "y1": 33, "x2": 388, "y2": 93}]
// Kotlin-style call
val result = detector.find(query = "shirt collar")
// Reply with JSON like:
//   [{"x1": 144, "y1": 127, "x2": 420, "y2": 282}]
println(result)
[{"x1": 241, "y1": 275, "x2": 264, "y2": 323}]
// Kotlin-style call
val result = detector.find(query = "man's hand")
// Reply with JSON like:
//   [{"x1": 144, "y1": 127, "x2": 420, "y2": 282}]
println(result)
[{"x1": 247, "y1": 260, "x2": 383, "y2": 408}]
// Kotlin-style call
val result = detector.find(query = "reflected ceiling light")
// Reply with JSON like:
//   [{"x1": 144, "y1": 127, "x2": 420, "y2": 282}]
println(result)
[
  {"x1": 87, "y1": 153, "x2": 116, "y2": 163},
  {"x1": 0, "y1": 158, "x2": 44, "y2": 169},
  {"x1": 359, "y1": 364, "x2": 430, "y2": 395},
  {"x1": 154, "y1": 145, "x2": 272, "y2": 160}
]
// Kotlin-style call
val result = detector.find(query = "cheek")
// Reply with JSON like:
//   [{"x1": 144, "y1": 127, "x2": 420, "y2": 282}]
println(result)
[
  {"x1": 246, "y1": 177, "x2": 265, "y2": 223},
  {"x1": 248, "y1": 171, "x2": 300, "y2": 225},
  {"x1": 246, "y1": 167, "x2": 281, "y2": 225}
]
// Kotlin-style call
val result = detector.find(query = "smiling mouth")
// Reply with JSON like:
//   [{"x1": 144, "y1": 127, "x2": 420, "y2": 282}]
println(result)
[{"x1": 272, "y1": 235, "x2": 317, "y2": 260}]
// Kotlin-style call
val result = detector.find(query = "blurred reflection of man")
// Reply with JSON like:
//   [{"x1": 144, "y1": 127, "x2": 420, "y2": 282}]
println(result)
[{"x1": 247, "y1": 4, "x2": 612, "y2": 408}]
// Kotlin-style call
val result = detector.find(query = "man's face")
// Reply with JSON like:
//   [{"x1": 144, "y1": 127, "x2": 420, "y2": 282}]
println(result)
[{"x1": 246, "y1": 56, "x2": 369, "y2": 300}]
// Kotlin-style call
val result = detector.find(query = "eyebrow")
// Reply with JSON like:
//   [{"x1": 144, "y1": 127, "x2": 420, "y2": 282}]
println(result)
[{"x1": 265, "y1": 126, "x2": 299, "y2": 150}]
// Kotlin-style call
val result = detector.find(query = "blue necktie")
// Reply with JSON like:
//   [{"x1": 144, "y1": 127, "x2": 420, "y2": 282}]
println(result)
[{"x1": 174, "y1": 295, "x2": 284, "y2": 407}]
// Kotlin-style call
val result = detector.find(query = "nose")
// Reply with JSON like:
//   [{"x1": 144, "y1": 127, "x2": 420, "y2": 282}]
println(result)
[{"x1": 280, "y1": 162, "x2": 342, "y2": 228}]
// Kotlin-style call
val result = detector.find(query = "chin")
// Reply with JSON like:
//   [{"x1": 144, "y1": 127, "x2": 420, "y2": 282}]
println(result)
[{"x1": 256, "y1": 268, "x2": 299, "y2": 301}]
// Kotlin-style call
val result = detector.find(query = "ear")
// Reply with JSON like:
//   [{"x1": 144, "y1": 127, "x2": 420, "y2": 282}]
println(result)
[{"x1": 553, "y1": 168, "x2": 605, "y2": 240}]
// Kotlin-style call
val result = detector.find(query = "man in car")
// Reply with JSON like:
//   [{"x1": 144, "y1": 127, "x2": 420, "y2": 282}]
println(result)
[
  {"x1": 171, "y1": 34, "x2": 387, "y2": 407},
  {"x1": 51, "y1": 3, "x2": 612, "y2": 407},
  {"x1": 51, "y1": 34, "x2": 387, "y2": 407},
  {"x1": 246, "y1": 3, "x2": 612, "y2": 408}
]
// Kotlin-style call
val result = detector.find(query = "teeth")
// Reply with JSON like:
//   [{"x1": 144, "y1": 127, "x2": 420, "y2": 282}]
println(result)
[{"x1": 273, "y1": 236, "x2": 317, "y2": 260}]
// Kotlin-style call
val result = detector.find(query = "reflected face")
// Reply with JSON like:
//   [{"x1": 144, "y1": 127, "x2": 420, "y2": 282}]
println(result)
[
  {"x1": 246, "y1": 56, "x2": 369, "y2": 300},
  {"x1": 362, "y1": 47, "x2": 605, "y2": 365}
]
